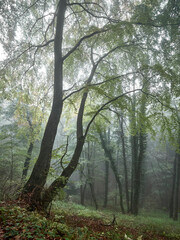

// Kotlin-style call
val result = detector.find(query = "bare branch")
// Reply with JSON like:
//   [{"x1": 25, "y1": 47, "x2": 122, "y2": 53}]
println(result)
[
  {"x1": 63, "y1": 71, "x2": 140, "y2": 101},
  {"x1": 30, "y1": 12, "x2": 55, "y2": 33},
  {"x1": 33, "y1": 39, "x2": 54, "y2": 48},
  {"x1": 84, "y1": 88, "x2": 142, "y2": 138},
  {"x1": 17, "y1": 0, "x2": 41, "y2": 19},
  {"x1": 67, "y1": 1, "x2": 107, "y2": 13},
  {"x1": 141, "y1": 90, "x2": 175, "y2": 111},
  {"x1": 62, "y1": 29, "x2": 108, "y2": 60},
  {"x1": 67, "y1": 2, "x2": 111, "y2": 22}
]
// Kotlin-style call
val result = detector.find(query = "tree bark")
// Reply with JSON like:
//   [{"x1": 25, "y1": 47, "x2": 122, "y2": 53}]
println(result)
[{"x1": 22, "y1": 0, "x2": 66, "y2": 206}]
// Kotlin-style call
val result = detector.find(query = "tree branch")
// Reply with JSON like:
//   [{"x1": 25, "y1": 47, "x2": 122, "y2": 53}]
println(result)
[
  {"x1": 62, "y1": 29, "x2": 108, "y2": 60},
  {"x1": 60, "y1": 136, "x2": 69, "y2": 170},
  {"x1": 84, "y1": 88, "x2": 143, "y2": 138},
  {"x1": 63, "y1": 71, "x2": 140, "y2": 101}
]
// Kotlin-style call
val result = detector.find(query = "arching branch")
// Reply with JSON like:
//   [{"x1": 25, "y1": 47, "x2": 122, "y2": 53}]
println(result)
[
  {"x1": 62, "y1": 29, "x2": 108, "y2": 61},
  {"x1": 84, "y1": 88, "x2": 143, "y2": 138}
]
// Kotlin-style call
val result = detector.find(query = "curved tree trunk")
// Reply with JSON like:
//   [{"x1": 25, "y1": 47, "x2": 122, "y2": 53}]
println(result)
[
  {"x1": 41, "y1": 136, "x2": 85, "y2": 209},
  {"x1": 41, "y1": 70, "x2": 92, "y2": 209},
  {"x1": 22, "y1": 0, "x2": 66, "y2": 207}
]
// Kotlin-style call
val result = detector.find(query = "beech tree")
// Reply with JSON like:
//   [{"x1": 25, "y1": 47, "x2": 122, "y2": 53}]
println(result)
[
  {"x1": 1, "y1": 0, "x2": 179, "y2": 212},
  {"x1": 17, "y1": 0, "x2": 140, "y2": 209}
]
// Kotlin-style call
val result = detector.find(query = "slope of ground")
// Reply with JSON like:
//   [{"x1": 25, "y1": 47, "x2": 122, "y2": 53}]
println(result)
[{"x1": 0, "y1": 201, "x2": 179, "y2": 239}]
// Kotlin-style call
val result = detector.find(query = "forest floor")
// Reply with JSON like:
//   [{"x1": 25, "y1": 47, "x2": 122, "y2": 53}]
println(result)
[{"x1": 0, "y1": 200, "x2": 180, "y2": 239}]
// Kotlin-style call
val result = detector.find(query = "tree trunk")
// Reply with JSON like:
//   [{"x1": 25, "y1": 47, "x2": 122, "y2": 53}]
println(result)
[
  {"x1": 21, "y1": 142, "x2": 34, "y2": 182},
  {"x1": 79, "y1": 159, "x2": 86, "y2": 206},
  {"x1": 87, "y1": 142, "x2": 98, "y2": 210},
  {"x1": 169, "y1": 154, "x2": 176, "y2": 218},
  {"x1": 172, "y1": 152, "x2": 180, "y2": 220},
  {"x1": 130, "y1": 131, "x2": 138, "y2": 214},
  {"x1": 119, "y1": 114, "x2": 130, "y2": 212},
  {"x1": 103, "y1": 159, "x2": 109, "y2": 208},
  {"x1": 99, "y1": 131, "x2": 125, "y2": 214},
  {"x1": 21, "y1": 0, "x2": 117, "y2": 209},
  {"x1": 22, "y1": 0, "x2": 66, "y2": 207},
  {"x1": 132, "y1": 133, "x2": 146, "y2": 215},
  {"x1": 130, "y1": 77, "x2": 148, "y2": 215},
  {"x1": 41, "y1": 136, "x2": 85, "y2": 209},
  {"x1": 80, "y1": 183, "x2": 87, "y2": 206}
]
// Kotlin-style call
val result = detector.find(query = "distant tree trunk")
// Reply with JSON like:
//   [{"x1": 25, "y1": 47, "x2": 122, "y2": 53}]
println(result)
[
  {"x1": 132, "y1": 132, "x2": 146, "y2": 215},
  {"x1": 130, "y1": 134, "x2": 138, "y2": 214},
  {"x1": 99, "y1": 131, "x2": 125, "y2": 214},
  {"x1": 9, "y1": 134, "x2": 14, "y2": 190},
  {"x1": 130, "y1": 78, "x2": 148, "y2": 215},
  {"x1": 119, "y1": 114, "x2": 130, "y2": 212},
  {"x1": 79, "y1": 157, "x2": 86, "y2": 206},
  {"x1": 173, "y1": 152, "x2": 180, "y2": 221},
  {"x1": 103, "y1": 128, "x2": 110, "y2": 208},
  {"x1": 80, "y1": 184, "x2": 87, "y2": 206},
  {"x1": 103, "y1": 159, "x2": 109, "y2": 208},
  {"x1": 87, "y1": 142, "x2": 98, "y2": 210},
  {"x1": 130, "y1": 91, "x2": 138, "y2": 214},
  {"x1": 21, "y1": 142, "x2": 34, "y2": 182},
  {"x1": 169, "y1": 154, "x2": 176, "y2": 218},
  {"x1": 22, "y1": 109, "x2": 35, "y2": 183},
  {"x1": 170, "y1": 150, "x2": 180, "y2": 221}
]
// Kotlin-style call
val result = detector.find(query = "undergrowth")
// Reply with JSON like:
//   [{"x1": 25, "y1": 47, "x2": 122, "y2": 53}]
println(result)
[{"x1": 0, "y1": 201, "x2": 180, "y2": 240}]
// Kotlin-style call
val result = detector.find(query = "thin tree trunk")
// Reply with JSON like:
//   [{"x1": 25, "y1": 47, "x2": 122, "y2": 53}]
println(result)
[
  {"x1": 87, "y1": 142, "x2": 98, "y2": 210},
  {"x1": 133, "y1": 133, "x2": 146, "y2": 215},
  {"x1": 173, "y1": 152, "x2": 180, "y2": 220},
  {"x1": 130, "y1": 132, "x2": 138, "y2": 213},
  {"x1": 99, "y1": 131, "x2": 125, "y2": 214},
  {"x1": 22, "y1": 142, "x2": 34, "y2": 182},
  {"x1": 169, "y1": 154, "x2": 176, "y2": 218},
  {"x1": 119, "y1": 114, "x2": 130, "y2": 212},
  {"x1": 80, "y1": 184, "x2": 87, "y2": 206},
  {"x1": 130, "y1": 77, "x2": 148, "y2": 215},
  {"x1": 79, "y1": 158, "x2": 86, "y2": 205},
  {"x1": 103, "y1": 159, "x2": 109, "y2": 208}
]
